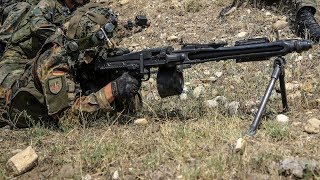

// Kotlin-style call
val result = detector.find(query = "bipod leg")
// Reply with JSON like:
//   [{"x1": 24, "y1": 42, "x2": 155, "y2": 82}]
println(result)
[
  {"x1": 277, "y1": 58, "x2": 288, "y2": 112},
  {"x1": 247, "y1": 57, "x2": 286, "y2": 136}
]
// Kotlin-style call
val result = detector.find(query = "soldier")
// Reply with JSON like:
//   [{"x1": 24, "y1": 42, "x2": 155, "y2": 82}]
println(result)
[
  {"x1": 0, "y1": 2, "x2": 145, "y2": 128},
  {"x1": 219, "y1": 0, "x2": 320, "y2": 42},
  {"x1": 0, "y1": 0, "x2": 89, "y2": 127},
  {"x1": 0, "y1": 0, "x2": 41, "y2": 56}
]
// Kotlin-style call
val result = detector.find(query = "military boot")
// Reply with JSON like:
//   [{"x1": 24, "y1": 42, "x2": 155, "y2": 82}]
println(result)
[{"x1": 296, "y1": 7, "x2": 320, "y2": 42}]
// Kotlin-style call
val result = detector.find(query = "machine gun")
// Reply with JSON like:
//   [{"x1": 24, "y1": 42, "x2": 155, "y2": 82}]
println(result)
[{"x1": 80, "y1": 37, "x2": 312, "y2": 135}]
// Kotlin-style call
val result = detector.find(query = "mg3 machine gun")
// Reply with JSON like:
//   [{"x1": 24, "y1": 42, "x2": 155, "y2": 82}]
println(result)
[{"x1": 80, "y1": 37, "x2": 312, "y2": 135}]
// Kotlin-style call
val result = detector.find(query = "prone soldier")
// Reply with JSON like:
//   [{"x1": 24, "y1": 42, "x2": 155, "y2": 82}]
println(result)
[
  {"x1": 0, "y1": 0, "x2": 90, "y2": 127},
  {"x1": 0, "y1": 2, "x2": 147, "y2": 128}
]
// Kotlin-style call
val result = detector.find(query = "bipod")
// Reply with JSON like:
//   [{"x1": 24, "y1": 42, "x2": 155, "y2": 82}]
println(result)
[{"x1": 247, "y1": 57, "x2": 288, "y2": 136}]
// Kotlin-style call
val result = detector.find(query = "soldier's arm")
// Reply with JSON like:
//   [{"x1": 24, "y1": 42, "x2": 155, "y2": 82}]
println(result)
[
  {"x1": 29, "y1": 0, "x2": 59, "y2": 43},
  {"x1": 36, "y1": 44, "x2": 115, "y2": 116}
]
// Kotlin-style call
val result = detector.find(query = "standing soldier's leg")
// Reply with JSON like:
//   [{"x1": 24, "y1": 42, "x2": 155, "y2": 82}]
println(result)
[{"x1": 294, "y1": 0, "x2": 320, "y2": 41}]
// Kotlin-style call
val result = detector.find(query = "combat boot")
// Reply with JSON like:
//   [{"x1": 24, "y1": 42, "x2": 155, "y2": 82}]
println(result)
[{"x1": 296, "y1": 7, "x2": 320, "y2": 42}]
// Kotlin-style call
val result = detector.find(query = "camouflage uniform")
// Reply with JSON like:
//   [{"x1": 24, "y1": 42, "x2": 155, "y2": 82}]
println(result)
[
  {"x1": 0, "y1": 0, "x2": 73, "y2": 127},
  {"x1": 2, "y1": 2, "x2": 142, "y2": 127}
]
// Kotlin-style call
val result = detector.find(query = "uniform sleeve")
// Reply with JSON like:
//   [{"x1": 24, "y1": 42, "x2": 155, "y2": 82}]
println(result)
[
  {"x1": 29, "y1": 0, "x2": 57, "y2": 43},
  {"x1": 36, "y1": 43, "x2": 114, "y2": 116}
]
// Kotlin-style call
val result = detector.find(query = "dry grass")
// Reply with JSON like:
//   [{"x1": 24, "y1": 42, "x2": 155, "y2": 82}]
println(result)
[{"x1": 1, "y1": 0, "x2": 320, "y2": 179}]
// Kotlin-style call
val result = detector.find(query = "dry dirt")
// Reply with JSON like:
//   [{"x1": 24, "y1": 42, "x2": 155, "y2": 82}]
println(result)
[{"x1": 1, "y1": 0, "x2": 320, "y2": 179}]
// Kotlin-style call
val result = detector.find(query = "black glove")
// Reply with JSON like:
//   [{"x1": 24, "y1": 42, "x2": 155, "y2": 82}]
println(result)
[
  {"x1": 296, "y1": 7, "x2": 320, "y2": 42},
  {"x1": 111, "y1": 73, "x2": 141, "y2": 99}
]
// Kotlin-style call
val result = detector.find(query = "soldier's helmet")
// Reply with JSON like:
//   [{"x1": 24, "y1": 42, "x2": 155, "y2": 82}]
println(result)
[{"x1": 64, "y1": 2, "x2": 117, "y2": 40}]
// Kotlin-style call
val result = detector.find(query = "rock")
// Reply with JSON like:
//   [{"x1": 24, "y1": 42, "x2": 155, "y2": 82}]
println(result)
[
  {"x1": 297, "y1": 56, "x2": 303, "y2": 61},
  {"x1": 307, "y1": 118, "x2": 320, "y2": 127},
  {"x1": 167, "y1": 35, "x2": 178, "y2": 41},
  {"x1": 276, "y1": 114, "x2": 289, "y2": 123},
  {"x1": 236, "y1": 32, "x2": 247, "y2": 38},
  {"x1": 214, "y1": 71, "x2": 223, "y2": 78},
  {"x1": 134, "y1": 118, "x2": 149, "y2": 125},
  {"x1": 203, "y1": 70, "x2": 210, "y2": 75},
  {"x1": 179, "y1": 93, "x2": 188, "y2": 100},
  {"x1": 205, "y1": 99, "x2": 218, "y2": 108},
  {"x1": 119, "y1": 0, "x2": 129, "y2": 5},
  {"x1": 272, "y1": 20, "x2": 288, "y2": 30},
  {"x1": 227, "y1": 101, "x2": 240, "y2": 116},
  {"x1": 6, "y1": 146, "x2": 38, "y2": 176},
  {"x1": 280, "y1": 157, "x2": 304, "y2": 178},
  {"x1": 183, "y1": 85, "x2": 189, "y2": 93},
  {"x1": 112, "y1": 170, "x2": 119, "y2": 179},
  {"x1": 83, "y1": 174, "x2": 92, "y2": 180},
  {"x1": 235, "y1": 138, "x2": 246, "y2": 153},
  {"x1": 279, "y1": 157, "x2": 319, "y2": 178},
  {"x1": 193, "y1": 85, "x2": 205, "y2": 98},
  {"x1": 304, "y1": 118, "x2": 320, "y2": 134}
]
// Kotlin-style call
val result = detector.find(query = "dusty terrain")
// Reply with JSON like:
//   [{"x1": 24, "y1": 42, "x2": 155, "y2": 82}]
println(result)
[{"x1": 1, "y1": 0, "x2": 320, "y2": 179}]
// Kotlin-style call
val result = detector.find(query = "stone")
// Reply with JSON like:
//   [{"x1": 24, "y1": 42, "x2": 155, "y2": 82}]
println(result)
[
  {"x1": 265, "y1": 11, "x2": 272, "y2": 16},
  {"x1": 112, "y1": 170, "x2": 119, "y2": 179},
  {"x1": 304, "y1": 118, "x2": 320, "y2": 134},
  {"x1": 297, "y1": 56, "x2": 303, "y2": 61},
  {"x1": 134, "y1": 118, "x2": 149, "y2": 125},
  {"x1": 120, "y1": 0, "x2": 129, "y2": 5},
  {"x1": 167, "y1": 35, "x2": 178, "y2": 41},
  {"x1": 279, "y1": 157, "x2": 319, "y2": 178},
  {"x1": 205, "y1": 100, "x2": 218, "y2": 108},
  {"x1": 227, "y1": 101, "x2": 240, "y2": 116},
  {"x1": 179, "y1": 93, "x2": 188, "y2": 100},
  {"x1": 236, "y1": 32, "x2": 247, "y2": 38},
  {"x1": 235, "y1": 138, "x2": 246, "y2": 153},
  {"x1": 193, "y1": 85, "x2": 205, "y2": 98},
  {"x1": 307, "y1": 118, "x2": 320, "y2": 127},
  {"x1": 83, "y1": 174, "x2": 92, "y2": 180},
  {"x1": 272, "y1": 20, "x2": 288, "y2": 30},
  {"x1": 6, "y1": 146, "x2": 38, "y2": 176},
  {"x1": 276, "y1": 114, "x2": 289, "y2": 123},
  {"x1": 203, "y1": 70, "x2": 210, "y2": 75},
  {"x1": 214, "y1": 71, "x2": 223, "y2": 78},
  {"x1": 280, "y1": 157, "x2": 304, "y2": 178}
]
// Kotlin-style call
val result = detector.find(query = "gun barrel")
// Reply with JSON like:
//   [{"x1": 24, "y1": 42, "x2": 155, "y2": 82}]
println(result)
[{"x1": 181, "y1": 39, "x2": 312, "y2": 64}]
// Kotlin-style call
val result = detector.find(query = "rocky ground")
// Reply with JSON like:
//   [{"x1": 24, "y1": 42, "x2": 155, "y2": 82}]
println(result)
[{"x1": 1, "y1": 0, "x2": 320, "y2": 179}]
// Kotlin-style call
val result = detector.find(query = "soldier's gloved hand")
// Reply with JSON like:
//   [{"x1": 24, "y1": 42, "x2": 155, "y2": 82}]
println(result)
[{"x1": 111, "y1": 73, "x2": 141, "y2": 99}]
